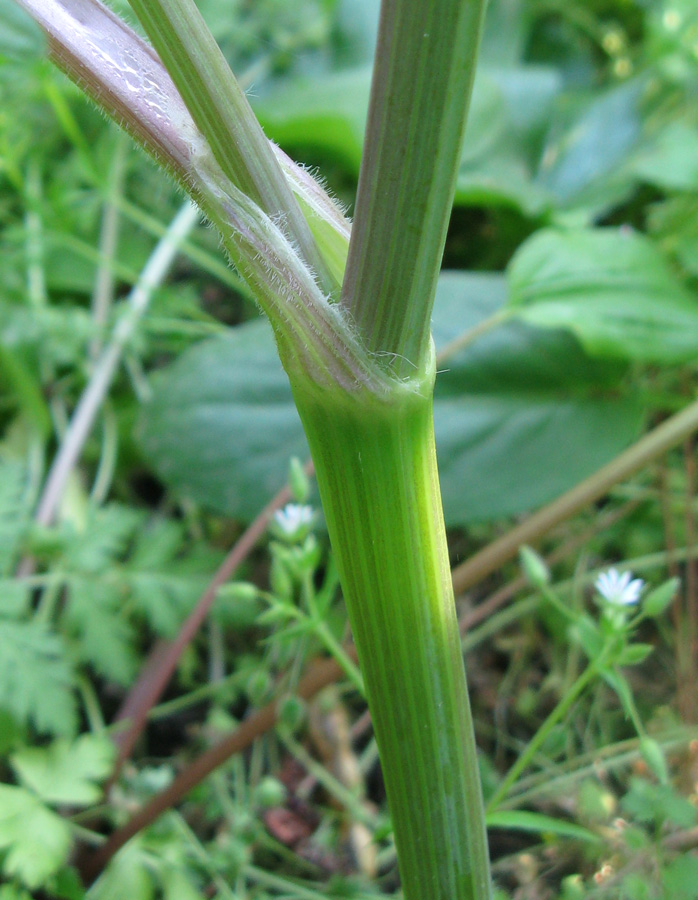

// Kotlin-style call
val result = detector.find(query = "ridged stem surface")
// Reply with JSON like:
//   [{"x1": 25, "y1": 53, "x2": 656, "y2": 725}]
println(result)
[
  {"x1": 127, "y1": 0, "x2": 336, "y2": 294},
  {"x1": 342, "y1": 0, "x2": 487, "y2": 374},
  {"x1": 291, "y1": 371, "x2": 492, "y2": 900}
]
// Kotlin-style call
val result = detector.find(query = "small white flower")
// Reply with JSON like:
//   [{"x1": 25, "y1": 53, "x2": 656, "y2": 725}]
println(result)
[
  {"x1": 272, "y1": 503, "x2": 314, "y2": 537},
  {"x1": 595, "y1": 568, "x2": 644, "y2": 606}
]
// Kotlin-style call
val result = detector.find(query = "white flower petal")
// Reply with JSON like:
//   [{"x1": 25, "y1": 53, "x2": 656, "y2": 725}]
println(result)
[
  {"x1": 273, "y1": 503, "x2": 315, "y2": 536},
  {"x1": 595, "y1": 567, "x2": 644, "y2": 606}
]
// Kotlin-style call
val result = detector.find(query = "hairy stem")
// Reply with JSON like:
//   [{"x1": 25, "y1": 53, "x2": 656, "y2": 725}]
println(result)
[{"x1": 126, "y1": 0, "x2": 337, "y2": 294}]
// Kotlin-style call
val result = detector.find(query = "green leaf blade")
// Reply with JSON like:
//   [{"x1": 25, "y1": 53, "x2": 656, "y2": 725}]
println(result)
[
  {"x1": 11, "y1": 735, "x2": 115, "y2": 806},
  {"x1": 0, "y1": 785, "x2": 72, "y2": 889},
  {"x1": 508, "y1": 228, "x2": 698, "y2": 364},
  {"x1": 0, "y1": 621, "x2": 76, "y2": 736},
  {"x1": 485, "y1": 810, "x2": 600, "y2": 844}
]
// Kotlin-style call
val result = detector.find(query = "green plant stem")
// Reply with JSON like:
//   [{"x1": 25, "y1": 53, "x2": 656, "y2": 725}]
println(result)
[
  {"x1": 343, "y1": 0, "x2": 487, "y2": 373},
  {"x1": 127, "y1": 0, "x2": 336, "y2": 295},
  {"x1": 291, "y1": 374, "x2": 492, "y2": 900},
  {"x1": 17, "y1": 0, "x2": 349, "y2": 315},
  {"x1": 302, "y1": 571, "x2": 365, "y2": 694},
  {"x1": 487, "y1": 648, "x2": 612, "y2": 812},
  {"x1": 611, "y1": 665, "x2": 647, "y2": 737},
  {"x1": 508, "y1": 727, "x2": 698, "y2": 809},
  {"x1": 311, "y1": 619, "x2": 365, "y2": 696}
]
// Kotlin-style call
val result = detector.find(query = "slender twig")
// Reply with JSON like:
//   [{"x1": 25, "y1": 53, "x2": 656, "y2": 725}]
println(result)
[
  {"x1": 505, "y1": 727, "x2": 698, "y2": 809},
  {"x1": 664, "y1": 825, "x2": 698, "y2": 852},
  {"x1": 33, "y1": 201, "x2": 198, "y2": 528},
  {"x1": 436, "y1": 310, "x2": 510, "y2": 366}
]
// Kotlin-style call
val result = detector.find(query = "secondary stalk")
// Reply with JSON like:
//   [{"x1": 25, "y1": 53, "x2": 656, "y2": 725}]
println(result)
[{"x1": 290, "y1": 359, "x2": 492, "y2": 900}]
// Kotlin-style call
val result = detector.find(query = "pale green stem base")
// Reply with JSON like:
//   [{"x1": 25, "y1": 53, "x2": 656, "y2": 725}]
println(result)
[{"x1": 291, "y1": 380, "x2": 492, "y2": 900}]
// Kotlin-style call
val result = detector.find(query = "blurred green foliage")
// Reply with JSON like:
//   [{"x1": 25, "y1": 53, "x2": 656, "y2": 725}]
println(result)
[{"x1": 1, "y1": 0, "x2": 698, "y2": 896}]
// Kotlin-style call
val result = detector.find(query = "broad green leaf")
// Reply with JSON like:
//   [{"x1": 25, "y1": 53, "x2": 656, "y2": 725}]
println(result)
[
  {"x1": 0, "y1": 785, "x2": 72, "y2": 889},
  {"x1": 485, "y1": 810, "x2": 600, "y2": 843},
  {"x1": 631, "y1": 121, "x2": 698, "y2": 192},
  {"x1": 255, "y1": 67, "x2": 371, "y2": 172},
  {"x1": 534, "y1": 80, "x2": 644, "y2": 218},
  {"x1": 455, "y1": 67, "x2": 561, "y2": 214},
  {"x1": 486, "y1": 67, "x2": 561, "y2": 137},
  {"x1": 11, "y1": 734, "x2": 115, "y2": 806},
  {"x1": 433, "y1": 273, "x2": 642, "y2": 522},
  {"x1": 139, "y1": 273, "x2": 642, "y2": 525},
  {"x1": 257, "y1": 65, "x2": 560, "y2": 216},
  {"x1": 139, "y1": 315, "x2": 309, "y2": 522},
  {"x1": 436, "y1": 389, "x2": 640, "y2": 523},
  {"x1": 508, "y1": 228, "x2": 698, "y2": 364},
  {"x1": 0, "y1": 620, "x2": 76, "y2": 735}
]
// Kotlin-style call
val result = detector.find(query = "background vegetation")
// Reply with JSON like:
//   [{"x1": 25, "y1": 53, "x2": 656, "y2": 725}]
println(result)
[{"x1": 2, "y1": 0, "x2": 698, "y2": 896}]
